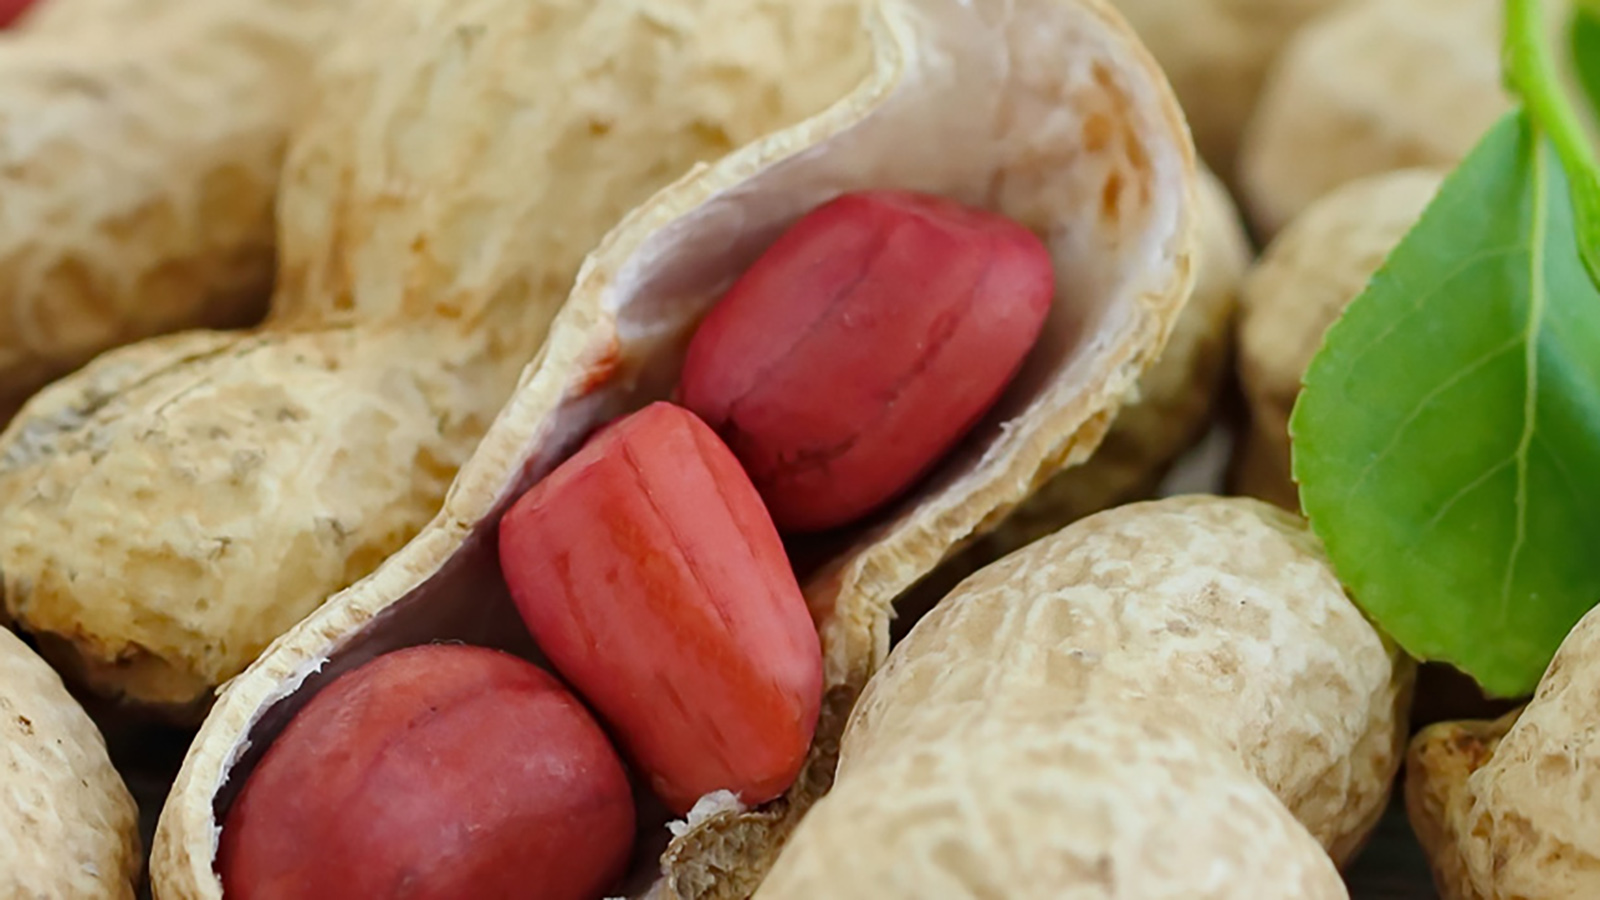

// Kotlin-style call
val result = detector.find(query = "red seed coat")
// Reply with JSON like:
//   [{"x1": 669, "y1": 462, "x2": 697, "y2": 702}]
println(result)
[
  {"x1": 218, "y1": 644, "x2": 636, "y2": 900},
  {"x1": 678, "y1": 189, "x2": 1055, "y2": 533},
  {"x1": 498, "y1": 402, "x2": 823, "y2": 815}
]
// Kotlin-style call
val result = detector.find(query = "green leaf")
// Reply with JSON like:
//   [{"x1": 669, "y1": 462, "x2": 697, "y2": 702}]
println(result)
[
  {"x1": 1290, "y1": 111, "x2": 1600, "y2": 698},
  {"x1": 1572, "y1": 4, "x2": 1600, "y2": 117}
]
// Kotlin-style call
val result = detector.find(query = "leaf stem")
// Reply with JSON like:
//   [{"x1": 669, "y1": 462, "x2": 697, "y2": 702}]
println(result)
[{"x1": 1505, "y1": 0, "x2": 1600, "y2": 288}]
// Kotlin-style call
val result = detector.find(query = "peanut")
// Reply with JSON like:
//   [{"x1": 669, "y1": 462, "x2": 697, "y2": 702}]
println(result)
[
  {"x1": 759, "y1": 497, "x2": 1412, "y2": 896},
  {"x1": 1236, "y1": 0, "x2": 1574, "y2": 237},
  {"x1": 499, "y1": 402, "x2": 823, "y2": 815},
  {"x1": 1108, "y1": 0, "x2": 1349, "y2": 183},
  {"x1": 1, "y1": 627, "x2": 140, "y2": 900},
  {"x1": 1404, "y1": 596, "x2": 1600, "y2": 899},
  {"x1": 678, "y1": 189, "x2": 1053, "y2": 533},
  {"x1": 757, "y1": 706, "x2": 1349, "y2": 900},
  {"x1": 151, "y1": 0, "x2": 1201, "y2": 894},
  {"x1": 218, "y1": 643, "x2": 636, "y2": 900},
  {"x1": 0, "y1": 0, "x2": 357, "y2": 422},
  {"x1": 1232, "y1": 168, "x2": 1519, "y2": 734}
]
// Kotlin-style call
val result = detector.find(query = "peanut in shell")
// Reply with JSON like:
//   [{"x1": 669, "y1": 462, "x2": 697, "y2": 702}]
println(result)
[
  {"x1": 759, "y1": 703, "x2": 1350, "y2": 900},
  {"x1": 1, "y1": 627, "x2": 140, "y2": 899},
  {"x1": 828, "y1": 497, "x2": 1411, "y2": 867},
  {"x1": 0, "y1": 0, "x2": 357, "y2": 422},
  {"x1": 1237, "y1": 0, "x2": 1578, "y2": 238},
  {"x1": 1406, "y1": 598, "x2": 1600, "y2": 899},
  {"x1": 1108, "y1": 0, "x2": 1351, "y2": 183}
]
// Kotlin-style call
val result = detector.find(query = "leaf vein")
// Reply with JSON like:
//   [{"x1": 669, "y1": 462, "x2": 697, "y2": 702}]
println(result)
[
  {"x1": 1501, "y1": 142, "x2": 1549, "y2": 627},
  {"x1": 1347, "y1": 336, "x2": 1525, "y2": 493},
  {"x1": 1419, "y1": 457, "x2": 1517, "y2": 541},
  {"x1": 1342, "y1": 242, "x2": 1531, "y2": 374}
]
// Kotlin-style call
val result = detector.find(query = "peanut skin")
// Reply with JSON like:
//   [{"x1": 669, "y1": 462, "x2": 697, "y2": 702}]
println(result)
[
  {"x1": 498, "y1": 402, "x2": 823, "y2": 815},
  {"x1": 218, "y1": 644, "x2": 636, "y2": 900},
  {"x1": 678, "y1": 189, "x2": 1054, "y2": 533}
]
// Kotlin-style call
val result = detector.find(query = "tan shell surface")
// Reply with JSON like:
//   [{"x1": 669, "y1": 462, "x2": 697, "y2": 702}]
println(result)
[
  {"x1": 840, "y1": 496, "x2": 1413, "y2": 866},
  {"x1": 0, "y1": 627, "x2": 140, "y2": 899},
  {"x1": 0, "y1": 0, "x2": 355, "y2": 422},
  {"x1": 154, "y1": 0, "x2": 1198, "y2": 897},
  {"x1": 1404, "y1": 714, "x2": 1514, "y2": 900},
  {"x1": 1109, "y1": 0, "x2": 1350, "y2": 182},
  {"x1": 1405, "y1": 602, "x2": 1600, "y2": 899},
  {"x1": 1230, "y1": 168, "x2": 1444, "y2": 508},
  {"x1": 17, "y1": 0, "x2": 227, "y2": 35},
  {"x1": 0, "y1": 0, "x2": 869, "y2": 712},
  {"x1": 1236, "y1": 0, "x2": 1537, "y2": 237},
  {"x1": 755, "y1": 705, "x2": 1348, "y2": 899},
  {"x1": 0, "y1": 329, "x2": 464, "y2": 711}
]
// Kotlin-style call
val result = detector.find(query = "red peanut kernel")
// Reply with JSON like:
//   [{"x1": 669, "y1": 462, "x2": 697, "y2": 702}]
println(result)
[
  {"x1": 498, "y1": 402, "x2": 823, "y2": 815},
  {"x1": 678, "y1": 189, "x2": 1055, "y2": 533},
  {"x1": 218, "y1": 644, "x2": 636, "y2": 900}
]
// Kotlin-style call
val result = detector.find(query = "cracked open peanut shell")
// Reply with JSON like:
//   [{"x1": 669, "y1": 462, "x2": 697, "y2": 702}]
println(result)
[{"x1": 152, "y1": 0, "x2": 1199, "y2": 896}]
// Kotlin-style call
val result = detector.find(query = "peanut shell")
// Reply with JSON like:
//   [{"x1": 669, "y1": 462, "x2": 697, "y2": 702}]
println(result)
[
  {"x1": 153, "y1": 0, "x2": 1199, "y2": 896},
  {"x1": 0, "y1": 0, "x2": 355, "y2": 422},
  {"x1": 0, "y1": 0, "x2": 869, "y2": 714},
  {"x1": 757, "y1": 704, "x2": 1348, "y2": 899},
  {"x1": 1, "y1": 627, "x2": 140, "y2": 899},
  {"x1": 1237, "y1": 0, "x2": 1578, "y2": 238},
  {"x1": 798, "y1": 496, "x2": 1412, "y2": 876},
  {"x1": 1405, "y1": 600, "x2": 1600, "y2": 899},
  {"x1": 1108, "y1": 0, "x2": 1351, "y2": 183}
]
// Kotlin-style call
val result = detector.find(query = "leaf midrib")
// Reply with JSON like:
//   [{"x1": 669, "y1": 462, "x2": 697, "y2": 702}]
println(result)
[{"x1": 1502, "y1": 139, "x2": 1550, "y2": 625}]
